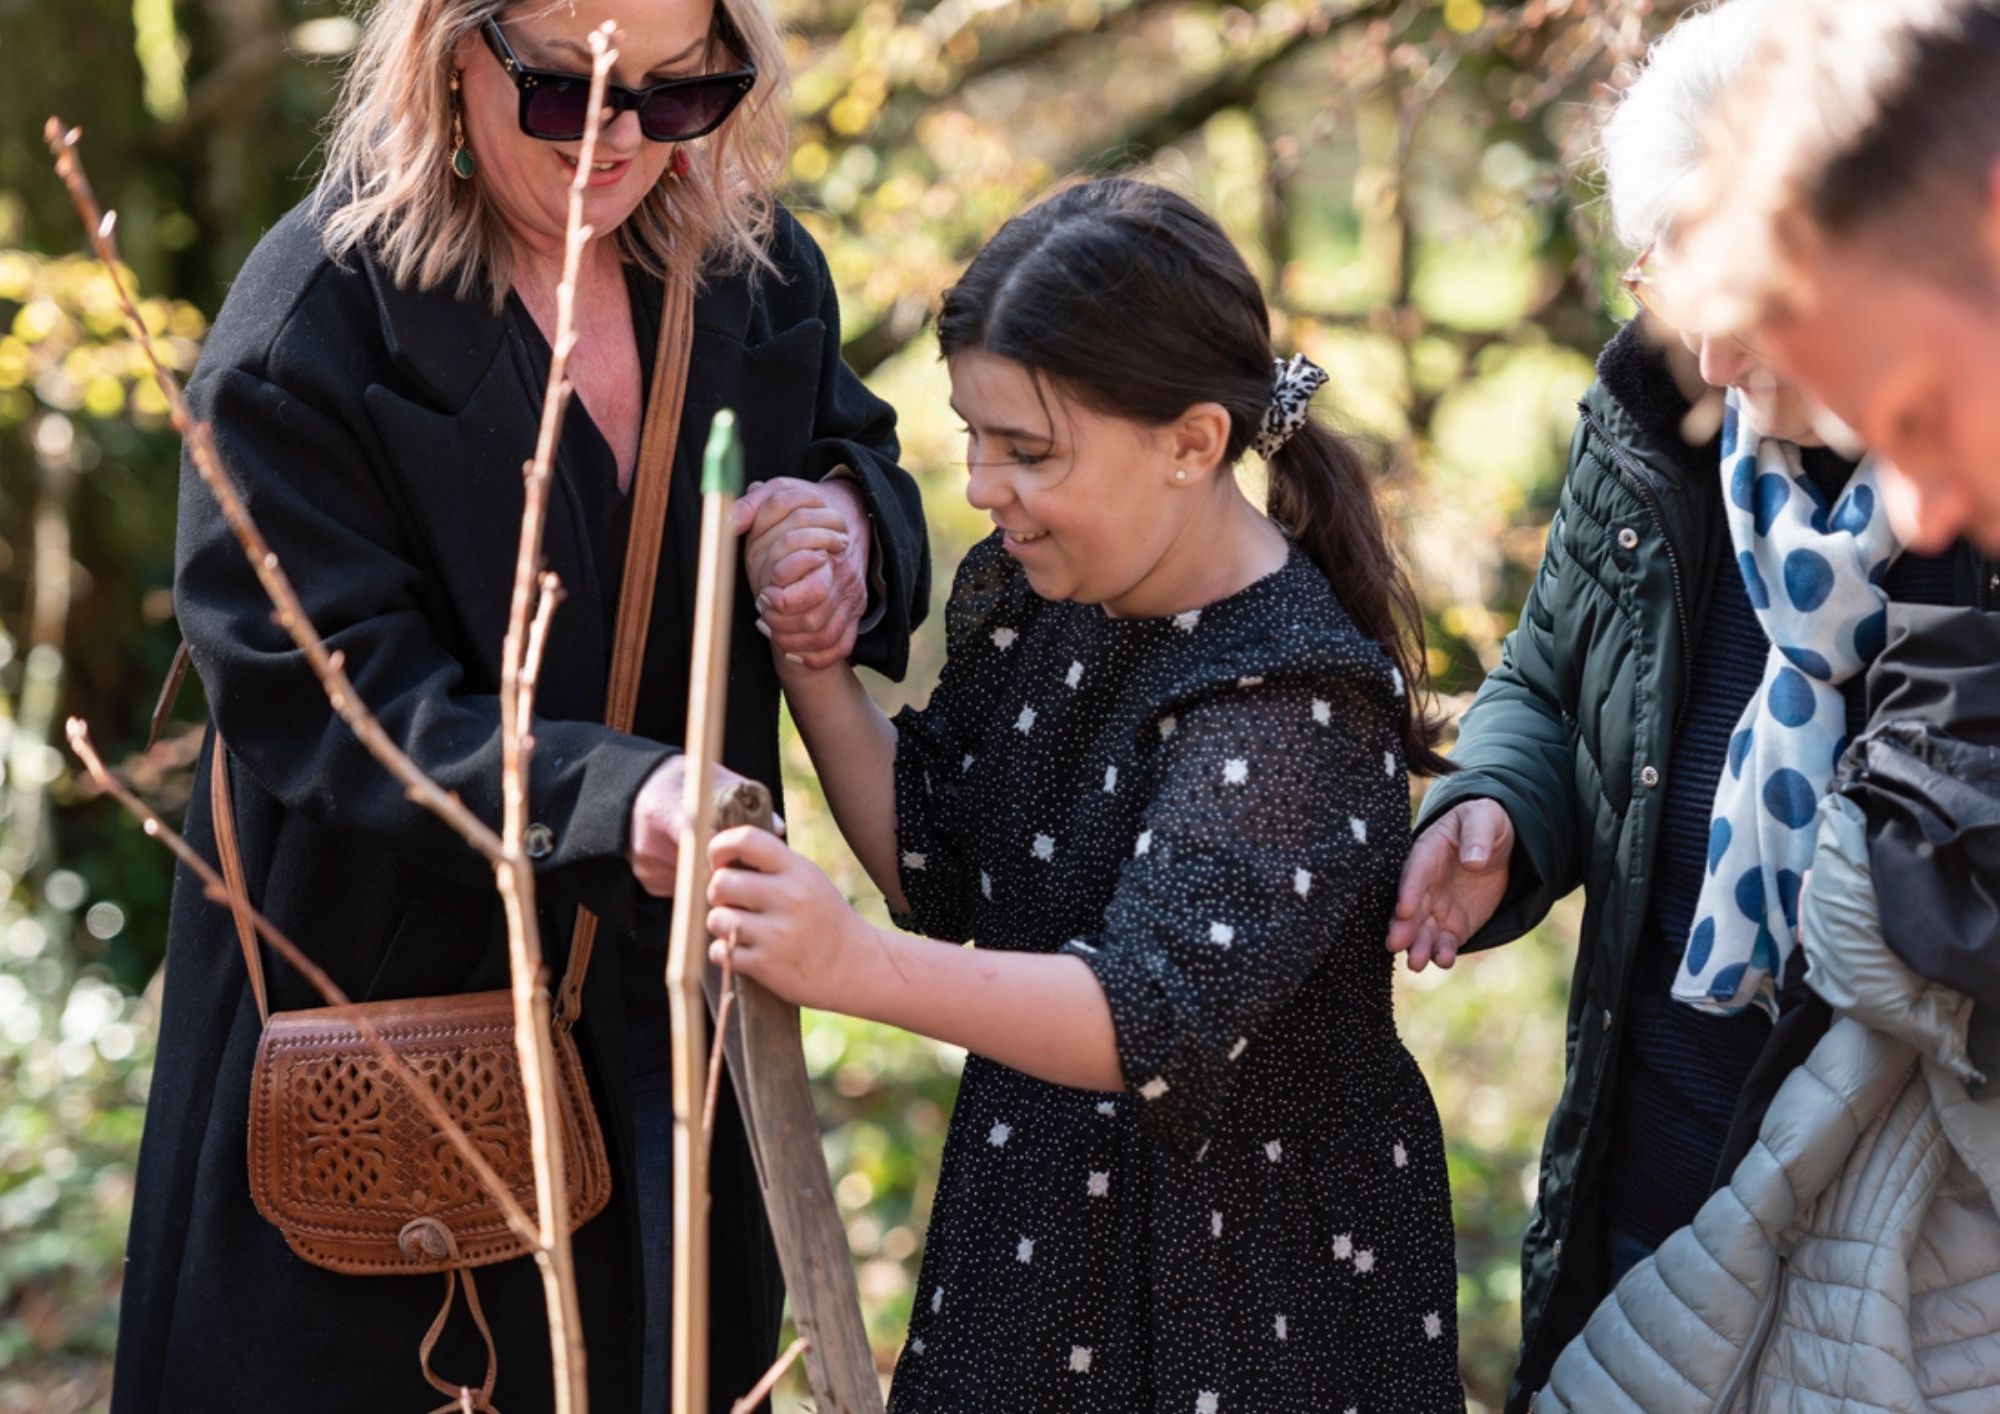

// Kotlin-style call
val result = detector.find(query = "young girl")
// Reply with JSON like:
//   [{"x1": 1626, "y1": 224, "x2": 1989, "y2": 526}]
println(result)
[{"x1": 707, "y1": 178, "x2": 1463, "y2": 1412}]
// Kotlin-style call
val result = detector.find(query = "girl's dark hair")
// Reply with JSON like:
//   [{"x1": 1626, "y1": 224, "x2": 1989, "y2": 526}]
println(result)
[{"x1": 937, "y1": 177, "x2": 1452, "y2": 775}]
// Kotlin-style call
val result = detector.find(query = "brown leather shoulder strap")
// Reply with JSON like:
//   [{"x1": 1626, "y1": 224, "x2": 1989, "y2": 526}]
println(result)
[
  {"x1": 211, "y1": 740, "x2": 269, "y2": 1024},
  {"x1": 555, "y1": 275, "x2": 695, "y2": 1027}
]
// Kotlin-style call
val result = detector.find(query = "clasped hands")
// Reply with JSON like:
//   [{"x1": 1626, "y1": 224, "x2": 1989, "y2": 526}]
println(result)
[{"x1": 626, "y1": 474, "x2": 872, "y2": 895}]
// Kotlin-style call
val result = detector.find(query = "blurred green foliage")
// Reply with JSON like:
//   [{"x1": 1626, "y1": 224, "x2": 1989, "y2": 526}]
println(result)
[{"x1": 0, "y1": 1, "x2": 1691, "y2": 1410}]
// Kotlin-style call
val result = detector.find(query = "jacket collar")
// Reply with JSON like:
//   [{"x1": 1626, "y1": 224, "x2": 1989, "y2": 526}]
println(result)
[{"x1": 1591, "y1": 320, "x2": 1718, "y2": 485}]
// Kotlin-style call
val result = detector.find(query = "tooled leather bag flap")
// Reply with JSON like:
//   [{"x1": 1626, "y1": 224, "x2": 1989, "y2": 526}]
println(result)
[{"x1": 247, "y1": 989, "x2": 611, "y2": 1275}]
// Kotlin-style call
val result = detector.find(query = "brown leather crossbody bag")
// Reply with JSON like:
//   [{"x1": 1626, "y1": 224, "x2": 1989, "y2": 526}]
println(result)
[{"x1": 203, "y1": 277, "x2": 693, "y2": 1407}]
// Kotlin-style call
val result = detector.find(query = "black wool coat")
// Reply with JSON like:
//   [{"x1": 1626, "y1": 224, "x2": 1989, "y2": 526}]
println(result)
[{"x1": 110, "y1": 198, "x2": 929, "y2": 1413}]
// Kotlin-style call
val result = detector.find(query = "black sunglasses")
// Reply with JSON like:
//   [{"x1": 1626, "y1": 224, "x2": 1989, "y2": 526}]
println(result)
[{"x1": 480, "y1": 19, "x2": 756, "y2": 143}]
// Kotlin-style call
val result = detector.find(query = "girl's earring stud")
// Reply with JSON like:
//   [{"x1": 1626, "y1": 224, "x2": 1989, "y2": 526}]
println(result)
[{"x1": 1173, "y1": 467, "x2": 1188, "y2": 482}]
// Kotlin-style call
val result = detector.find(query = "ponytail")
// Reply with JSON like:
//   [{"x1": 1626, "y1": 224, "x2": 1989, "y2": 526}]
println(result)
[{"x1": 1266, "y1": 421, "x2": 1453, "y2": 777}]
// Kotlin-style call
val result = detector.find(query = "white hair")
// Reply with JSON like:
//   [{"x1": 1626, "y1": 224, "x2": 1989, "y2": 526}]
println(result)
[{"x1": 1600, "y1": 0, "x2": 1778, "y2": 251}]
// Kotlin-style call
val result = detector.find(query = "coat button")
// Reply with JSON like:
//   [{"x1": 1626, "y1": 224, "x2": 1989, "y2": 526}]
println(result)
[
  {"x1": 524, "y1": 823, "x2": 555, "y2": 859},
  {"x1": 1640, "y1": 765, "x2": 1661, "y2": 788},
  {"x1": 1602, "y1": 1007, "x2": 1613, "y2": 1029},
  {"x1": 1553, "y1": 1238, "x2": 1564, "y2": 1258},
  {"x1": 1618, "y1": 526, "x2": 1640, "y2": 549}
]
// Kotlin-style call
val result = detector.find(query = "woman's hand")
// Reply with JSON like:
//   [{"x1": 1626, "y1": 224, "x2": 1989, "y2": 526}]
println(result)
[
  {"x1": 705, "y1": 824, "x2": 875, "y2": 1010},
  {"x1": 626, "y1": 758, "x2": 778, "y2": 897},
  {"x1": 1385, "y1": 798, "x2": 1516, "y2": 972},
  {"x1": 732, "y1": 475, "x2": 872, "y2": 670}
]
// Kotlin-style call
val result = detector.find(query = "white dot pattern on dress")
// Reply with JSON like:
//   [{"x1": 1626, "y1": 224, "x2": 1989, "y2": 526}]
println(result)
[{"x1": 883, "y1": 535, "x2": 1462, "y2": 1412}]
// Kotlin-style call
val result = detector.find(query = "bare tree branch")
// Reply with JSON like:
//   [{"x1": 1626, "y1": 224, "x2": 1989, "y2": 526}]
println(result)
[
  {"x1": 839, "y1": 0, "x2": 1406, "y2": 375},
  {"x1": 730, "y1": 1336, "x2": 811, "y2": 1414},
  {"x1": 48, "y1": 30, "x2": 625, "y2": 1407}
]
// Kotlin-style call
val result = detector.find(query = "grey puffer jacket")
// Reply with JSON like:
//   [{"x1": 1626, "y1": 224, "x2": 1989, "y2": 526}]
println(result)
[{"x1": 1533, "y1": 785, "x2": 2000, "y2": 1413}]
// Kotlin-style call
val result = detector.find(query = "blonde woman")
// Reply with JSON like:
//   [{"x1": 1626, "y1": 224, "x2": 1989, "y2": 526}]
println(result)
[{"x1": 113, "y1": 1, "x2": 928, "y2": 1410}]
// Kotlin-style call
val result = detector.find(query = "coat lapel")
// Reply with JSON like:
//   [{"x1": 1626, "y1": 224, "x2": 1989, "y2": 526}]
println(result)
[
  {"x1": 352, "y1": 250, "x2": 830, "y2": 736},
  {"x1": 356, "y1": 252, "x2": 609, "y2": 723}
]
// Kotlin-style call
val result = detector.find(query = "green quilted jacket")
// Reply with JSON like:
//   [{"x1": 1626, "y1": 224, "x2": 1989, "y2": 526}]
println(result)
[{"x1": 1415, "y1": 324, "x2": 1997, "y2": 1412}]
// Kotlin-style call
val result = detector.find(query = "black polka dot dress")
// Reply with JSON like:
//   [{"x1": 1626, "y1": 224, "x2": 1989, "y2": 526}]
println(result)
[{"x1": 885, "y1": 534, "x2": 1463, "y2": 1414}]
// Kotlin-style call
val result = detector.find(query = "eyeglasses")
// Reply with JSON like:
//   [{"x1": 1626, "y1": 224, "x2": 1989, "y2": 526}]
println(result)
[
  {"x1": 480, "y1": 19, "x2": 756, "y2": 144},
  {"x1": 1620, "y1": 242, "x2": 1661, "y2": 319}
]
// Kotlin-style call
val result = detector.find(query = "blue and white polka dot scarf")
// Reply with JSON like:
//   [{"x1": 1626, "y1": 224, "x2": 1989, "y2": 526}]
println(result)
[{"x1": 1673, "y1": 393, "x2": 1901, "y2": 1018}]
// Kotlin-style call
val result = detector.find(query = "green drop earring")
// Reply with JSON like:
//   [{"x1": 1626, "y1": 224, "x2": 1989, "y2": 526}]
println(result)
[{"x1": 450, "y1": 71, "x2": 476, "y2": 180}]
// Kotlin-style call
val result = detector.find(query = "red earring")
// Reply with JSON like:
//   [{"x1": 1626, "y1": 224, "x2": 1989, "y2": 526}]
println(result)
[{"x1": 669, "y1": 147, "x2": 691, "y2": 180}]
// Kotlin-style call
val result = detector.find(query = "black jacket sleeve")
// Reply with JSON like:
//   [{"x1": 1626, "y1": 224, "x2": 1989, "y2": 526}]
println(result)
[
  {"x1": 787, "y1": 223, "x2": 930, "y2": 681},
  {"x1": 1412, "y1": 494, "x2": 1587, "y2": 949},
  {"x1": 175, "y1": 356, "x2": 670, "y2": 920}
]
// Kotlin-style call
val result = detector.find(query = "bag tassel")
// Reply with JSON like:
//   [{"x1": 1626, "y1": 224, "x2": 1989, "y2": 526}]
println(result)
[{"x1": 402, "y1": 1218, "x2": 501, "y2": 1413}]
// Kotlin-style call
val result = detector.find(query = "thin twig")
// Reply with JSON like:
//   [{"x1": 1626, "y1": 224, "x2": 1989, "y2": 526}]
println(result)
[
  {"x1": 488, "y1": 25, "x2": 620, "y2": 1414},
  {"x1": 700, "y1": 928, "x2": 740, "y2": 1145},
  {"x1": 518, "y1": 571, "x2": 566, "y2": 728},
  {"x1": 42, "y1": 117, "x2": 504, "y2": 864},
  {"x1": 730, "y1": 1336, "x2": 812, "y2": 1414},
  {"x1": 65, "y1": 719, "x2": 541, "y2": 1247}
]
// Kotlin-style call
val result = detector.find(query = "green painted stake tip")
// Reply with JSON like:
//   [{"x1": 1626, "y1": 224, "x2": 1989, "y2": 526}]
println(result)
[{"x1": 702, "y1": 408, "x2": 743, "y2": 495}]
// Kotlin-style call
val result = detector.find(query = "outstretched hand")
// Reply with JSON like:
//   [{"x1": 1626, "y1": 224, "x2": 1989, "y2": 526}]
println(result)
[
  {"x1": 706, "y1": 824, "x2": 873, "y2": 1011},
  {"x1": 732, "y1": 475, "x2": 872, "y2": 670},
  {"x1": 1385, "y1": 798, "x2": 1515, "y2": 972}
]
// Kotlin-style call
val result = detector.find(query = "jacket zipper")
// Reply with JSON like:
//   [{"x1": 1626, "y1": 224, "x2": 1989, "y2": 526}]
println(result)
[
  {"x1": 1711, "y1": 1253, "x2": 1788, "y2": 1413},
  {"x1": 1578, "y1": 405, "x2": 1697, "y2": 740}
]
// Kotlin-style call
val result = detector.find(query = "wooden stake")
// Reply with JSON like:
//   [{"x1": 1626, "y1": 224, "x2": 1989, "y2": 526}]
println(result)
[
  {"x1": 701, "y1": 789, "x2": 883, "y2": 1412},
  {"x1": 667, "y1": 409, "x2": 747, "y2": 1414}
]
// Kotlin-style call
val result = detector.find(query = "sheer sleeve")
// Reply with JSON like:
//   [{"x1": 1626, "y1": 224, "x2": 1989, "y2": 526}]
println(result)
[
  {"x1": 1067, "y1": 668, "x2": 1405, "y2": 1156},
  {"x1": 890, "y1": 536, "x2": 1028, "y2": 941}
]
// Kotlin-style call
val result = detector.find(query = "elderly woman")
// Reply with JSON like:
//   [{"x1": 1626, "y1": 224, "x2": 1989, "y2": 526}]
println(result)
[
  {"x1": 1385, "y1": 2, "x2": 1980, "y2": 1408},
  {"x1": 110, "y1": 0, "x2": 928, "y2": 1410}
]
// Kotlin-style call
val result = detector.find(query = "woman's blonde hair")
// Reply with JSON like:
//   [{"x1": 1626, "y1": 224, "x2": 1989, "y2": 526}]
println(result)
[{"x1": 315, "y1": 0, "x2": 790, "y2": 306}]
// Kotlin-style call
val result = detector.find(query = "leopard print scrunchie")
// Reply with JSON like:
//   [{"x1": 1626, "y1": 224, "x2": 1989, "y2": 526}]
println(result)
[{"x1": 1253, "y1": 353, "x2": 1329, "y2": 460}]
